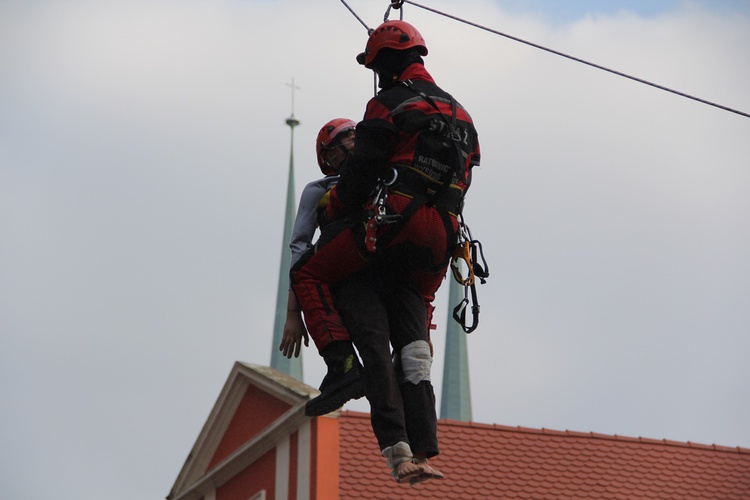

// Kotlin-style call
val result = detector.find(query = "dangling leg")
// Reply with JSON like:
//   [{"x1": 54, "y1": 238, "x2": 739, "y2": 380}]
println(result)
[
  {"x1": 381, "y1": 441, "x2": 425, "y2": 483},
  {"x1": 305, "y1": 339, "x2": 364, "y2": 416},
  {"x1": 336, "y1": 274, "x2": 417, "y2": 480},
  {"x1": 291, "y1": 225, "x2": 369, "y2": 415},
  {"x1": 384, "y1": 261, "x2": 445, "y2": 485}
]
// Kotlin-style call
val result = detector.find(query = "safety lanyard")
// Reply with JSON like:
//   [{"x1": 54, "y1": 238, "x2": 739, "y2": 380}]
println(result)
[
  {"x1": 364, "y1": 168, "x2": 402, "y2": 252},
  {"x1": 450, "y1": 215, "x2": 489, "y2": 333}
]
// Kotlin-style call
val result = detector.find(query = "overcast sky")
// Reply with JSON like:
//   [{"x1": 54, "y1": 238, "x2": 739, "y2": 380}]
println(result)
[{"x1": 1, "y1": 1, "x2": 749, "y2": 498}]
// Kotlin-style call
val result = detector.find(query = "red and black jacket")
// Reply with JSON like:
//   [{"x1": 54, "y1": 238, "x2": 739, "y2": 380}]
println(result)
[{"x1": 333, "y1": 63, "x2": 481, "y2": 217}]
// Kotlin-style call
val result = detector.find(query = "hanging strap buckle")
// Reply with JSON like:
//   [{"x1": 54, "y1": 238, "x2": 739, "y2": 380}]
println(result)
[
  {"x1": 452, "y1": 281, "x2": 481, "y2": 334},
  {"x1": 364, "y1": 169, "x2": 402, "y2": 252},
  {"x1": 450, "y1": 216, "x2": 490, "y2": 333}
]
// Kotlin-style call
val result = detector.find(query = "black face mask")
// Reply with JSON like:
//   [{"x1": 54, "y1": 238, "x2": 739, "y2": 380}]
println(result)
[
  {"x1": 337, "y1": 151, "x2": 354, "y2": 176},
  {"x1": 372, "y1": 48, "x2": 424, "y2": 88}
]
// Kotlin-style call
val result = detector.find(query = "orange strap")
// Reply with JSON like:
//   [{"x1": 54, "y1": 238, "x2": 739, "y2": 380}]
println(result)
[{"x1": 450, "y1": 241, "x2": 475, "y2": 286}]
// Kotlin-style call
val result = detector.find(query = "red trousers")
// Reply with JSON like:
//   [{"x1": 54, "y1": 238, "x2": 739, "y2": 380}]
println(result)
[{"x1": 290, "y1": 192, "x2": 456, "y2": 353}]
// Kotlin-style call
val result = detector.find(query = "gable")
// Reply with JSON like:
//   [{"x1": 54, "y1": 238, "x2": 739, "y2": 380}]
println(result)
[
  {"x1": 208, "y1": 384, "x2": 292, "y2": 469},
  {"x1": 168, "y1": 363, "x2": 317, "y2": 500}
]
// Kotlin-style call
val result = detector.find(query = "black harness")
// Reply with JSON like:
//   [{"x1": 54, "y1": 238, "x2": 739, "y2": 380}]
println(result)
[
  {"x1": 362, "y1": 80, "x2": 464, "y2": 255},
  {"x1": 362, "y1": 80, "x2": 490, "y2": 334}
]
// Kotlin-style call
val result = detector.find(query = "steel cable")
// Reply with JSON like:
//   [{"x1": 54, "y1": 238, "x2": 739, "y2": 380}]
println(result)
[{"x1": 341, "y1": 0, "x2": 749, "y2": 119}]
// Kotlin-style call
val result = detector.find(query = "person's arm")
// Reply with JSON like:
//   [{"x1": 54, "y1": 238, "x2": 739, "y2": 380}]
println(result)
[
  {"x1": 279, "y1": 290, "x2": 309, "y2": 358},
  {"x1": 335, "y1": 106, "x2": 397, "y2": 212},
  {"x1": 281, "y1": 181, "x2": 326, "y2": 358},
  {"x1": 290, "y1": 181, "x2": 327, "y2": 266}
]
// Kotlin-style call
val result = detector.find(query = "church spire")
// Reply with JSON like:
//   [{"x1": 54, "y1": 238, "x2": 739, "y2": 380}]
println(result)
[
  {"x1": 440, "y1": 278, "x2": 472, "y2": 421},
  {"x1": 270, "y1": 78, "x2": 303, "y2": 380}
]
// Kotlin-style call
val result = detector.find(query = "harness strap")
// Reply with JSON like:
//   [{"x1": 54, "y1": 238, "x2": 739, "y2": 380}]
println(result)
[
  {"x1": 391, "y1": 166, "x2": 464, "y2": 215},
  {"x1": 366, "y1": 191, "x2": 425, "y2": 252},
  {"x1": 401, "y1": 80, "x2": 465, "y2": 209},
  {"x1": 452, "y1": 280, "x2": 481, "y2": 334},
  {"x1": 362, "y1": 81, "x2": 466, "y2": 256}
]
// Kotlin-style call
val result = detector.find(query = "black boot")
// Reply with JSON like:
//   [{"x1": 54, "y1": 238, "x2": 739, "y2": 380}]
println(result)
[{"x1": 305, "y1": 341, "x2": 365, "y2": 416}]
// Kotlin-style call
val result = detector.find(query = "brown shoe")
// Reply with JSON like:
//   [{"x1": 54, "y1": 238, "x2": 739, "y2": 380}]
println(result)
[
  {"x1": 393, "y1": 459, "x2": 425, "y2": 483},
  {"x1": 409, "y1": 459, "x2": 444, "y2": 487},
  {"x1": 382, "y1": 442, "x2": 426, "y2": 484}
]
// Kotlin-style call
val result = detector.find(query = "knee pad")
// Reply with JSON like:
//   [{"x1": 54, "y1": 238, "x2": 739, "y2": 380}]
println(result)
[{"x1": 400, "y1": 340, "x2": 432, "y2": 385}]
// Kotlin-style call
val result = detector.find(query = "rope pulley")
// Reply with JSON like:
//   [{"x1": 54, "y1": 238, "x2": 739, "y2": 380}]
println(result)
[{"x1": 384, "y1": 0, "x2": 404, "y2": 22}]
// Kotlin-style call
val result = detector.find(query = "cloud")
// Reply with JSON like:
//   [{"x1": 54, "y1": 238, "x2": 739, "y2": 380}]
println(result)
[{"x1": 1, "y1": 0, "x2": 749, "y2": 497}]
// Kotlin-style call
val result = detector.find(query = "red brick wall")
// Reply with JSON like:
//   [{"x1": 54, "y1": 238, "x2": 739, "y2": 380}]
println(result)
[
  {"x1": 208, "y1": 384, "x2": 291, "y2": 469},
  {"x1": 216, "y1": 449, "x2": 275, "y2": 500}
]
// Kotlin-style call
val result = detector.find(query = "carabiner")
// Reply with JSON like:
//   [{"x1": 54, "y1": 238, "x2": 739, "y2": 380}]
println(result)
[
  {"x1": 384, "y1": 0, "x2": 405, "y2": 22},
  {"x1": 382, "y1": 166, "x2": 399, "y2": 186},
  {"x1": 450, "y1": 241, "x2": 474, "y2": 286}
]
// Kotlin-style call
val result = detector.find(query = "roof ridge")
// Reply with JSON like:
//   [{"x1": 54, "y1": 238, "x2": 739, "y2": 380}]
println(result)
[
  {"x1": 340, "y1": 411, "x2": 750, "y2": 454},
  {"x1": 439, "y1": 418, "x2": 750, "y2": 454}
]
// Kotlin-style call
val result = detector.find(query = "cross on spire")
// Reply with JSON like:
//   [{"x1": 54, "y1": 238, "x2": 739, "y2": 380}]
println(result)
[
  {"x1": 285, "y1": 78, "x2": 301, "y2": 128},
  {"x1": 286, "y1": 78, "x2": 301, "y2": 116}
]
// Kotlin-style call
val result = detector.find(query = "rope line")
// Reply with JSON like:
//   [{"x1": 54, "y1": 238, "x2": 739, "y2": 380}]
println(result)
[
  {"x1": 343, "y1": 0, "x2": 749, "y2": 119},
  {"x1": 402, "y1": 0, "x2": 748, "y2": 119},
  {"x1": 340, "y1": 0, "x2": 371, "y2": 32}
]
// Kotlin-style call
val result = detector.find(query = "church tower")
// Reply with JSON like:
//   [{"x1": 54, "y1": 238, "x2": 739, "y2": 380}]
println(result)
[
  {"x1": 440, "y1": 278, "x2": 472, "y2": 421},
  {"x1": 269, "y1": 79, "x2": 303, "y2": 380}
]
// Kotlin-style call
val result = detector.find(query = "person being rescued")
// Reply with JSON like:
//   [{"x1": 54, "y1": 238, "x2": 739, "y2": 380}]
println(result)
[
  {"x1": 282, "y1": 20, "x2": 481, "y2": 485},
  {"x1": 279, "y1": 117, "x2": 367, "y2": 415},
  {"x1": 280, "y1": 117, "x2": 440, "y2": 420}
]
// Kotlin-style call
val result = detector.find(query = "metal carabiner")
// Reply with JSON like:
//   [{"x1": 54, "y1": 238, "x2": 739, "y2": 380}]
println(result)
[
  {"x1": 382, "y1": 166, "x2": 399, "y2": 186},
  {"x1": 384, "y1": 1, "x2": 405, "y2": 22},
  {"x1": 450, "y1": 240, "x2": 475, "y2": 286}
]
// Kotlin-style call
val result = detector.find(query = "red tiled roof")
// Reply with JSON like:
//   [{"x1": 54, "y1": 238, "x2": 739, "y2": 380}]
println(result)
[{"x1": 338, "y1": 411, "x2": 750, "y2": 499}]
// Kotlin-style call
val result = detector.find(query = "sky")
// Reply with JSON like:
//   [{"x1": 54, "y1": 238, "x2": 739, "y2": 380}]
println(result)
[{"x1": 1, "y1": 0, "x2": 748, "y2": 498}]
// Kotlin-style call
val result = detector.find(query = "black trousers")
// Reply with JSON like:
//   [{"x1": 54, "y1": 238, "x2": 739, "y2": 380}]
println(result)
[{"x1": 334, "y1": 259, "x2": 439, "y2": 458}]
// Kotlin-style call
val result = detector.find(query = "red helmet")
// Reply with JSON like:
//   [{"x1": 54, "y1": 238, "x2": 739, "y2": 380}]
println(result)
[
  {"x1": 356, "y1": 20, "x2": 428, "y2": 68},
  {"x1": 316, "y1": 118, "x2": 356, "y2": 175}
]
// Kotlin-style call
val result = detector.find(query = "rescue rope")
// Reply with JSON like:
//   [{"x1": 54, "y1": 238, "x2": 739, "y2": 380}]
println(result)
[
  {"x1": 341, "y1": 0, "x2": 750, "y2": 119},
  {"x1": 340, "y1": 0, "x2": 371, "y2": 32}
]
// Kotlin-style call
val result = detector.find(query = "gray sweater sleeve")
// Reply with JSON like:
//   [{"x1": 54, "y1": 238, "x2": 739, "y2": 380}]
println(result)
[{"x1": 289, "y1": 176, "x2": 338, "y2": 268}]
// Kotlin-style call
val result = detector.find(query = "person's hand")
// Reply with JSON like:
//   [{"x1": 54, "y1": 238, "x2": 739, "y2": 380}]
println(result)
[{"x1": 279, "y1": 311, "x2": 309, "y2": 358}]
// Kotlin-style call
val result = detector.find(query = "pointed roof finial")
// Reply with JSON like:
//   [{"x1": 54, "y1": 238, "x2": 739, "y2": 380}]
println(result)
[
  {"x1": 271, "y1": 78, "x2": 303, "y2": 381},
  {"x1": 285, "y1": 78, "x2": 301, "y2": 128}
]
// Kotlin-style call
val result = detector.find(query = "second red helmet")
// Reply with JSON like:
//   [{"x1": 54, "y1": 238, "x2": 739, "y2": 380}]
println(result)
[{"x1": 316, "y1": 118, "x2": 356, "y2": 175}]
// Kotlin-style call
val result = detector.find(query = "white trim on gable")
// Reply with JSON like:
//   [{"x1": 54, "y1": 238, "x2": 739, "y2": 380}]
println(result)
[
  {"x1": 296, "y1": 420, "x2": 311, "y2": 500},
  {"x1": 275, "y1": 435, "x2": 290, "y2": 500}
]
